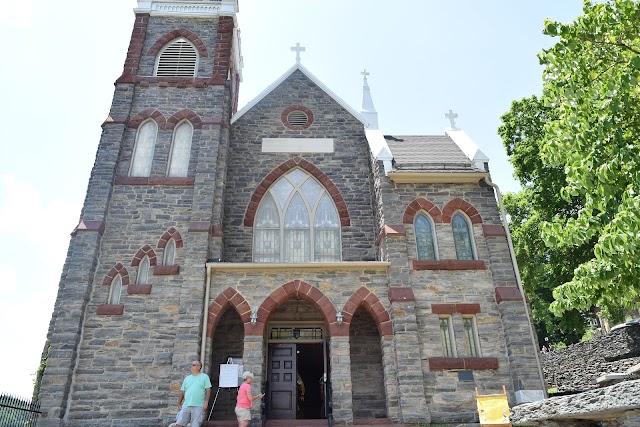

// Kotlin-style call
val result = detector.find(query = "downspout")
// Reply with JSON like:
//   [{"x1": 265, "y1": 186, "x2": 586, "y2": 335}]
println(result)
[
  {"x1": 484, "y1": 174, "x2": 548, "y2": 399},
  {"x1": 201, "y1": 263, "x2": 212, "y2": 367}
]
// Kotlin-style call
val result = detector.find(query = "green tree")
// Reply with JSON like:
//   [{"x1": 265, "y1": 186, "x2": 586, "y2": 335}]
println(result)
[
  {"x1": 539, "y1": 0, "x2": 640, "y2": 318},
  {"x1": 499, "y1": 96, "x2": 594, "y2": 344}
]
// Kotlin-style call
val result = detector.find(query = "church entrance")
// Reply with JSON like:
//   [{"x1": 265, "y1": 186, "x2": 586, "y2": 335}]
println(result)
[{"x1": 266, "y1": 324, "x2": 327, "y2": 420}]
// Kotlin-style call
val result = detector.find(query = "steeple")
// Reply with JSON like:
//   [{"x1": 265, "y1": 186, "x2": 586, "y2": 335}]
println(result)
[{"x1": 360, "y1": 69, "x2": 379, "y2": 129}]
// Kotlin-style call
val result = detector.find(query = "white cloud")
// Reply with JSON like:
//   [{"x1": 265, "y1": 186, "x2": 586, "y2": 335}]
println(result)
[{"x1": 0, "y1": 1, "x2": 34, "y2": 28}]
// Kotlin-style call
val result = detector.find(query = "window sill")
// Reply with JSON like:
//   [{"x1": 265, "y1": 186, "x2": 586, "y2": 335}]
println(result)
[
  {"x1": 413, "y1": 260, "x2": 486, "y2": 270},
  {"x1": 154, "y1": 265, "x2": 180, "y2": 275},
  {"x1": 428, "y1": 357, "x2": 498, "y2": 370},
  {"x1": 114, "y1": 176, "x2": 195, "y2": 186},
  {"x1": 127, "y1": 284, "x2": 152, "y2": 294},
  {"x1": 96, "y1": 304, "x2": 124, "y2": 315}
]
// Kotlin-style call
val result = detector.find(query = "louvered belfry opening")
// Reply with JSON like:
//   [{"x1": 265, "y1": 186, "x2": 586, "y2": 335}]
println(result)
[
  {"x1": 155, "y1": 38, "x2": 198, "y2": 77},
  {"x1": 286, "y1": 110, "x2": 309, "y2": 127}
]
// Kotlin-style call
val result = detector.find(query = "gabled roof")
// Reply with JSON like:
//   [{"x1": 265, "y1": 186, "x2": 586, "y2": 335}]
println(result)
[
  {"x1": 231, "y1": 63, "x2": 367, "y2": 125},
  {"x1": 385, "y1": 135, "x2": 477, "y2": 171}
]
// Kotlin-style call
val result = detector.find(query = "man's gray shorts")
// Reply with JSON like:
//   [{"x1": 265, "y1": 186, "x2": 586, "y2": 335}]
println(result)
[{"x1": 177, "y1": 406, "x2": 203, "y2": 427}]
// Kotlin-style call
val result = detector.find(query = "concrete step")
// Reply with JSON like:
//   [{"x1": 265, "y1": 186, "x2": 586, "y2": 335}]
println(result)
[{"x1": 202, "y1": 418, "x2": 404, "y2": 427}]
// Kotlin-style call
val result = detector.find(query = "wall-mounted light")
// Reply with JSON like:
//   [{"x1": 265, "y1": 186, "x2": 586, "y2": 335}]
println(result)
[
  {"x1": 250, "y1": 306, "x2": 258, "y2": 326},
  {"x1": 336, "y1": 310, "x2": 343, "y2": 325}
]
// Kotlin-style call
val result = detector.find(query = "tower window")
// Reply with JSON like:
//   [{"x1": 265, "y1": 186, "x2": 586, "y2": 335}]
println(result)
[
  {"x1": 167, "y1": 121, "x2": 193, "y2": 177},
  {"x1": 253, "y1": 168, "x2": 341, "y2": 263},
  {"x1": 414, "y1": 213, "x2": 437, "y2": 260},
  {"x1": 137, "y1": 257, "x2": 150, "y2": 284},
  {"x1": 155, "y1": 38, "x2": 198, "y2": 77},
  {"x1": 164, "y1": 239, "x2": 176, "y2": 265},
  {"x1": 108, "y1": 276, "x2": 123, "y2": 305},
  {"x1": 452, "y1": 212, "x2": 475, "y2": 260},
  {"x1": 130, "y1": 120, "x2": 158, "y2": 177}
]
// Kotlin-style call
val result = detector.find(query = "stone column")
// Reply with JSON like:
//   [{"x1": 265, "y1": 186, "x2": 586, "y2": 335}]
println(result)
[
  {"x1": 242, "y1": 335, "x2": 265, "y2": 424},
  {"x1": 329, "y1": 335, "x2": 353, "y2": 425},
  {"x1": 388, "y1": 288, "x2": 431, "y2": 424},
  {"x1": 381, "y1": 335, "x2": 401, "y2": 422}
]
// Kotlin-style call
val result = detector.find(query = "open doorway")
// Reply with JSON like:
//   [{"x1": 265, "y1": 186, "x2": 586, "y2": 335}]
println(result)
[{"x1": 296, "y1": 343, "x2": 324, "y2": 419}]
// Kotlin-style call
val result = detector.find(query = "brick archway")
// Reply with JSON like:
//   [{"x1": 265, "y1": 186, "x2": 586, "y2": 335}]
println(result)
[
  {"x1": 147, "y1": 29, "x2": 209, "y2": 58},
  {"x1": 403, "y1": 197, "x2": 443, "y2": 224},
  {"x1": 102, "y1": 263, "x2": 130, "y2": 286},
  {"x1": 207, "y1": 288, "x2": 252, "y2": 338},
  {"x1": 166, "y1": 109, "x2": 203, "y2": 130},
  {"x1": 128, "y1": 108, "x2": 167, "y2": 130},
  {"x1": 131, "y1": 245, "x2": 157, "y2": 267},
  {"x1": 442, "y1": 198, "x2": 483, "y2": 224},
  {"x1": 157, "y1": 227, "x2": 184, "y2": 249},
  {"x1": 250, "y1": 280, "x2": 342, "y2": 337},
  {"x1": 341, "y1": 287, "x2": 392, "y2": 337},
  {"x1": 243, "y1": 158, "x2": 350, "y2": 227}
]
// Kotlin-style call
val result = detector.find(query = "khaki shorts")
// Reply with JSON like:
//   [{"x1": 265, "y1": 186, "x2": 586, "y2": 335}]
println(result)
[{"x1": 235, "y1": 406, "x2": 251, "y2": 421}]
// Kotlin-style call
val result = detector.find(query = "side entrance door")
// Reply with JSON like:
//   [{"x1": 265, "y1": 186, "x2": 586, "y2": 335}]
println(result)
[{"x1": 268, "y1": 343, "x2": 297, "y2": 419}]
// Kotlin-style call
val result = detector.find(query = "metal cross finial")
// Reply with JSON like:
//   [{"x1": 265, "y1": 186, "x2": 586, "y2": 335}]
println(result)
[
  {"x1": 361, "y1": 69, "x2": 370, "y2": 79},
  {"x1": 291, "y1": 42, "x2": 306, "y2": 64},
  {"x1": 445, "y1": 109, "x2": 459, "y2": 129}
]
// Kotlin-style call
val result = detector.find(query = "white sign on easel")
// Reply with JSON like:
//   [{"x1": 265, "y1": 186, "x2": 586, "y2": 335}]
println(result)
[{"x1": 219, "y1": 363, "x2": 242, "y2": 388}]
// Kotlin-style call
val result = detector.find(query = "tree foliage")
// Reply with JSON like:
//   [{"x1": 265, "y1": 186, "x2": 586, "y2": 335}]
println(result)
[{"x1": 502, "y1": 0, "x2": 640, "y2": 323}]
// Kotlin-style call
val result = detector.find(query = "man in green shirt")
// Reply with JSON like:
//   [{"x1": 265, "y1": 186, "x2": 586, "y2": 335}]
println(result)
[{"x1": 176, "y1": 360, "x2": 212, "y2": 427}]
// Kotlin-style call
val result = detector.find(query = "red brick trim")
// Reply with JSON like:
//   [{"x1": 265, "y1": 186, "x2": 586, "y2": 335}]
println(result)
[
  {"x1": 249, "y1": 280, "x2": 339, "y2": 337},
  {"x1": 102, "y1": 263, "x2": 130, "y2": 286},
  {"x1": 387, "y1": 288, "x2": 416, "y2": 302},
  {"x1": 127, "y1": 108, "x2": 167, "y2": 129},
  {"x1": 212, "y1": 17, "x2": 234, "y2": 80},
  {"x1": 207, "y1": 287, "x2": 252, "y2": 338},
  {"x1": 429, "y1": 357, "x2": 498, "y2": 370},
  {"x1": 403, "y1": 198, "x2": 443, "y2": 224},
  {"x1": 131, "y1": 245, "x2": 157, "y2": 267},
  {"x1": 375, "y1": 224, "x2": 406, "y2": 246},
  {"x1": 495, "y1": 287, "x2": 529, "y2": 303},
  {"x1": 244, "y1": 158, "x2": 350, "y2": 227},
  {"x1": 483, "y1": 224, "x2": 507, "y2": 237},
  {"x1": 281, "y1": 104, "x2": 314, "y2": 130},
  {"x1": 442, "y1": 198, "x2": 483, "y2": 224},
  {"x1": 147, "y1": 28, "x2": 209, "y2": 58},
  {"x1": 130, "y1": 77, "x2": 227, "y2": 88},
  {"x1": 158, "y1": 227, "x2": 184, "y2": 249},
  {"x1": 114, "y1": 177, "x2": 195, "y2": 186},
  {"x1": 116, "y1": 13, "x2": 150, "y2": 81},
  {"x1": 153, "y1": 265, "x2": 180, "y2": 275},
  {"x1": 71, "y1": 220, "x2": 105, "y2": 237},
  {"x1": 188, "y1": 222, "x2": 211, "y2": 233},
  {"x1": 342, "y1": 287, "x2": 392, "y2": 337},
  {"x1": 431, "y1": 303, "x2": 481, "y2": 314},
  {"x1": 127, "y1": 284, "x2": 152, "y2": 295},
  {"x1": 412, "y1": 260, "x2": 486, "y2": 270},
  {"x1": 96, "y1": 304, "x2": 125, "y2": 315},
  {"x1": 211, "y1": 224, "x2": 223, "y2": 238},
  {"x1": 166, "y1": 109, "x2": 203, "y2": 130}
]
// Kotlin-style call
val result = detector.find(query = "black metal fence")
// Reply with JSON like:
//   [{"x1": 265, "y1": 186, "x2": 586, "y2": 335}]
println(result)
[{"x1": 0, "y1": 394, "x2": 41, "y2": 427}]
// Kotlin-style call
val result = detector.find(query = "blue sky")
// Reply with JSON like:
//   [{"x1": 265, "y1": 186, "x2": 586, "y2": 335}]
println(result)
[{"x1": 0, "y1": 0, "x2": 584, "y2": 397}]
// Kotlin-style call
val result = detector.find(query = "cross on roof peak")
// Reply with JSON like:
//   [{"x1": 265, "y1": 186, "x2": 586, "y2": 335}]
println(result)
[
  {"x1": 361, "y1": 69, "x2": 370, "y2": 84},
  {"x1": 291, "y1": 42, "x2": 306, "y2": 64},
  {"x1": 445, "y1": 109, "x2": 459, "y2": 129}
]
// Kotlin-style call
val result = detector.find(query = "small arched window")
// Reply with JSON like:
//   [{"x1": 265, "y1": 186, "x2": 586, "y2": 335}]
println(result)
[
  {"x1": 452, "y1": 212, "x2": 475, "y2": 260},
  {"x1": 155, "y1": 38, "x2": 198, "y2": 77},
  {"x1": 137, "y1": 257, "x2": 150, "y2": 284},
  {"x1": 130, "y1": 120, "x2": 158, "y2": 177},
  {"x1": 414, "y1": 213, "x2": 436, "y2": 260},
  {"x1": 253, "y1": 169, "x2": 341, "y2": 263},
  {"x1": 167, "y1": 121, "x2": 193, "y2": 177},
  {"x1": 164, "y1": 239, "x2": 176, "y2": 265},
  {"x1": 108, "y1": 275, "x2": 123, "y2": 305}
]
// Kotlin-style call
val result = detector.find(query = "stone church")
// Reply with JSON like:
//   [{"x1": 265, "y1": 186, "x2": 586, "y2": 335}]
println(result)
[{"x1": 36, "y1": 1, "x2": 545, "y2": 426}]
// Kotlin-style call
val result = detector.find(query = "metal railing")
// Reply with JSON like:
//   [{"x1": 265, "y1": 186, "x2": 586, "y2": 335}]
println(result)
[{"x1": 0, "y1": 394, "x2": 41, "y2": 427}]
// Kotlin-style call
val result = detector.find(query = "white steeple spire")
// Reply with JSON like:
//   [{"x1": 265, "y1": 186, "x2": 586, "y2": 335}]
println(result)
[{"x1": 360, "y1": 69, "x2": 379, "y2": 129}]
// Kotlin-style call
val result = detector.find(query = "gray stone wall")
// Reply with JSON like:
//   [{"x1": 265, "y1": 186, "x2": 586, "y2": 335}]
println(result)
[
  {"x1": 349, "y1": 309, "x2": 386, "y2": 419},
  {"x1": 543, "y1": 325, "x2": 640, "y2": 392},
  {"x1": 224, "y1": 70, "x2": 377, "y2": 262}
]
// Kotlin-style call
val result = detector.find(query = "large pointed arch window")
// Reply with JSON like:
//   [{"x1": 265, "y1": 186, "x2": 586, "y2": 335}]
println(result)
[
  {"x1": 130, "y1": 120, "x2": 157, "y2": 176},
  {"x1": 167, "y1": 121, "x2": 193, "y2": 177},
  {"x1": 414, "y1": 213, "x2": 437, "y2": 260},
  {"x1": 254, "y1": 169, "x2": 341, "y2": 263},
  {"x1": 452, "y1": 212, "x2": 475, "y2": 260}
]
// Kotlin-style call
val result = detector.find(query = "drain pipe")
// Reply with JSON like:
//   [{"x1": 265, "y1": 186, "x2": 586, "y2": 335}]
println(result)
[
  {"x1": 483, "y1": 174, "x2": 548, "y2": 399},
  {"x1": 201, "y1": 263, "x2": 212, "y2": 367}
]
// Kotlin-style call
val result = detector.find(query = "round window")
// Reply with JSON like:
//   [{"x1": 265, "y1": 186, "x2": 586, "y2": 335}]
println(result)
[
  {"x1": 287, "y1": 110, "x2": 309, "y2": 127},
  {"x1": 281, "y1": 105, "x2": 314, "y2": 130}
]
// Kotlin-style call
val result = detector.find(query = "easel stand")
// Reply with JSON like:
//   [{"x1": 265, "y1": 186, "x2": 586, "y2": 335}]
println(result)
[
  {"x1": 207, "y1": 387, "x2": 238, "y2": 421},
  {"x1": 207, "y1": 357, "x2": 242, "y2": 421}
]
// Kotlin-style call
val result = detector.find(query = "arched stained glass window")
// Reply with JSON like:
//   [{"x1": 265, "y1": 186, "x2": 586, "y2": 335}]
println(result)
[
  {"x1": 167, "y1": 121, "x2": 193, "y2": 177},
  {"x1": 108, "y1": 275, "x2": 123, "y2": 305},
  {"x1": 253, "y1": 169, "x2": 341, "y2": 262},
  {"x1": 137, "y1": 257, "x2": 150, "y2": 284},
  {"x1": 164, "y1": 239, "x2": 176, "y2": 265},
  {"x1": 130, "y1": 120, "x2": 157, "y2": 177},
  {"x1": 452, "y1": 212, "x2": 475, "y2": 260},
  {"x1": 414, "y1": 213, "x2": 436, "y2": 260}
]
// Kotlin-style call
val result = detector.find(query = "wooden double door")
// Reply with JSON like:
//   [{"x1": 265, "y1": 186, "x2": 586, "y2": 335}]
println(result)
[{"x1": 267, "y1": 343, "x2": 326, "y2": 420}]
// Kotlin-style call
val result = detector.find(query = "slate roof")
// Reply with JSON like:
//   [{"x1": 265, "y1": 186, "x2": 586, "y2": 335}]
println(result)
[{"x1": 384, "y1": 135, "x2": 481, "y2": 172}]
